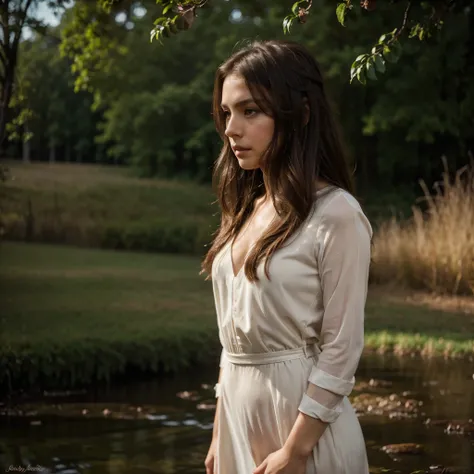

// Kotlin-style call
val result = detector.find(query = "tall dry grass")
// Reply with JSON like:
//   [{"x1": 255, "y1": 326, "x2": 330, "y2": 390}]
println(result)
[{"x1": 371, "y1": 161, "x2": 474, "y2": 296}]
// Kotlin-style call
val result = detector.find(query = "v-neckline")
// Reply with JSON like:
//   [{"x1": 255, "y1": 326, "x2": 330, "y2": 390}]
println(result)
[
  {"x1": 229, "y1": 199, "x2": 273, "y2": 279},
  {"x1": 228, "y1": 185, "x2": 336, "y2": 279},
  {"x1": 229, "y1": 238, "x2": 256, "y2": 279}
]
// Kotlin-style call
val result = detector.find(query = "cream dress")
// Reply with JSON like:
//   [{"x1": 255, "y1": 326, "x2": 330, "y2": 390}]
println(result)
[{"x1": 211, "y1": 186, "x2": 372, "y2": 474}]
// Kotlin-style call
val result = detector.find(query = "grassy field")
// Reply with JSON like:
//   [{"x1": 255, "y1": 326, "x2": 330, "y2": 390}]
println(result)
[
  {"x1": 1, "y1": 241, "x2": 473, "y2": 395},
  {"x1": 1, "y1": 161, "x2": 219, "y2": 254},
  {"x1": 2, "y1": 161, "x2": 473, "y2": 297}
]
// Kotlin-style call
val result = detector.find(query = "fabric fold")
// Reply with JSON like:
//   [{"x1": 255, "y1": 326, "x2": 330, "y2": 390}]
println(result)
[
  {"x1": 298, "y1": 393, "x2": 343, "y2": 423},
  {"x1": 308, "y1": 367, "x2": 355, "y2": 396}
]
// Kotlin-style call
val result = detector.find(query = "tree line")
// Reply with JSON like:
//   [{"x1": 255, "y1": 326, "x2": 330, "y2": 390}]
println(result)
[{"x1": 3, "y1": 0, "x2": 474, "y2": 195}]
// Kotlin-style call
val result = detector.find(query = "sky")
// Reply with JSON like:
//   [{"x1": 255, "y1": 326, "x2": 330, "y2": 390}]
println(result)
[
  {"x1": 32, "y1": 2, "x2": 62, "y2": 26},
  {"x1": 22, "y1": 1, "x2": 73, "y2": 39}
]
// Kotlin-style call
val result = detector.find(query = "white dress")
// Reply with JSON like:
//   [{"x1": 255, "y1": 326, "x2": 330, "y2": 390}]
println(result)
[{"x1": 211, "y1": 186, "x2": 372, "y2": 474}]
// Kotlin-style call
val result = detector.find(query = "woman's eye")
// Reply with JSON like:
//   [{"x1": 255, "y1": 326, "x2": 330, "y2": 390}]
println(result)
[{"x1": 244, "y1": 109, "x2": 258, "y2": 117}]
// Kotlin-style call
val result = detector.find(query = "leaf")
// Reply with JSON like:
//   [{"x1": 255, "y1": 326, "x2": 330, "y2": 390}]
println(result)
[
  {"x1": 292, "y1": 1, "x2": 301, "y2": 15},
  {"x1": 374, "y1": 54, "x2": 386, "y2": 73},
  {"x1": 383, "y1": 45, "x2": 397, "y2": 63},
  {"x1": 163, "y1": 4, "x2": 173, "y2": 15},
  {"x1": 409, "y1": 24, "x2": 420, "y2": 39},
  {"x1": 350, "y1": 64, "x2": 363, "y2": 83},
  {"x1": 350, "y1": 59, "x2": 360, "y2": 72},
  {"x1": 336, "y1": 3, "x2": 347, "y2": 27},
  {"x1": 357, "y1": 68, "x2": 366, "y2": 85},
  {"x1": 354, "y1": 54, "x2": 368, "y2": 64},
  {"x1": 392, "y1": 40, "x2": 402, "y2": 56},
  {"x1": 366, "y1": 62, "x2": 377, "y2": 81},
  {"x1": 350, "y1": 66, "x2": 358, "y2": 82},
  {"x1": 283, "y1": 15, "x2": 294, "y2": 34}
]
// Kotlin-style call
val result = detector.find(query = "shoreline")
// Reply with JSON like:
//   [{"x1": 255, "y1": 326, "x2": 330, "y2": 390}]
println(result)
[{"x1": 1, "y1": 242, "x2": 473, "y2": 399}]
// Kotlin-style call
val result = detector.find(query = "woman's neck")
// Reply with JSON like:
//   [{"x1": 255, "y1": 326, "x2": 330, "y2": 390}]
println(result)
[{"x1": 258, "y1": 179, "x2": 331, "y2": 205}]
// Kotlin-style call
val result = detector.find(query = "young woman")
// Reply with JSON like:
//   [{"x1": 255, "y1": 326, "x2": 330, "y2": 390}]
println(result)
[{"x1": 200, "y1": 40, "x2": 372, "y2": 474}]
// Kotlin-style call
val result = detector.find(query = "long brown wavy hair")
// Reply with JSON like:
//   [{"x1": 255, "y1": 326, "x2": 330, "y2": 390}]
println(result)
[{"x1": 200, "y1": 40, "x2": 354, "y2": 282}]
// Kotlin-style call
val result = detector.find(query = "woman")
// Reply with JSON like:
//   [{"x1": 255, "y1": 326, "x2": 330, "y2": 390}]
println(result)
[{"x1": 200, "y1": 40, "x2": 372, "y2": 474}]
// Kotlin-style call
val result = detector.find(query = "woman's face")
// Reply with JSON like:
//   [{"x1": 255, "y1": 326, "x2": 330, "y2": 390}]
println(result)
[{"x1": 221, "y1": 74, "x2": 275, "y2": 170}]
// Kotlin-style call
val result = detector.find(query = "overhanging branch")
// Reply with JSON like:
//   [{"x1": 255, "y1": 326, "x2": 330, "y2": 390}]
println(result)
[{"x1": 394, "y1": 1, "x2": 412, "y2": 41}]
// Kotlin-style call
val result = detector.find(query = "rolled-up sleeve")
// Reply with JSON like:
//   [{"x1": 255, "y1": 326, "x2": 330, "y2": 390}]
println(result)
[{"x1": 298, "y1": 195, "x2": 372, "y2": 423}]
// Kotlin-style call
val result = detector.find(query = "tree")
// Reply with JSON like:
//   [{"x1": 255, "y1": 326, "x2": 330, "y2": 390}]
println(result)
[
  {"x1": 57, "y1": 0, "x2": 472, "y2": 189},
  {"x1": 150, "y1": 0, "x2": 472, "y2": 84},
  {"x1": 0, "y1": 0, "x2": 74, "y2": 154},
  {"x1": 13, "y1": 33, "x2": 99, "y2": 163},
  {"x1": 58, "y1": 1, "x2": 474, "y2": 100},
  {"x1": 9, "y1": 0, "x2": 469, "y2": 194}
]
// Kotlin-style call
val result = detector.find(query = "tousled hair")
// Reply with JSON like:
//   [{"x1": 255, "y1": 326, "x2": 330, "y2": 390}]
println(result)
[{"x1": 200, "y1": 40, "x2": 354, "y2": 282}]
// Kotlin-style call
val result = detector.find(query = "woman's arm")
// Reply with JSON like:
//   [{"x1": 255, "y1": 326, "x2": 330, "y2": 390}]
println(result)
[
  {"x1": 297, "y1": 195, "x2": 372, "y2": 425},
  {"x1": 254, "y1": 196, "x2": 372, "y2": 474},
  {"x1": 283, "y1": 412, "x2": 327, "y2": 457}
]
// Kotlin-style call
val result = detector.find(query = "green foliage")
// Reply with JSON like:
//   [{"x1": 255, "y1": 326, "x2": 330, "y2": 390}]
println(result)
[
  {"x1": 350, "y1": 31, "x2": 402, "y2": 84},
  {"x1": 12, "y1": 0, "x2": 474, "y2": 194},
  {"x1": 150, "y1": 1, "x2": 208, "y2": 43},
  {"x1": 281, "y1": 0, "x2": 312, "y2": 34},
  {"x1": 13, "y1": 35, "x2": 98, "y2": 161},
  {"x1": 60, "y1": 3, "x2": 128, "y2": 94},
  {"x1": 336, "y1": 3, "x2": 349, "y2": 27},
  {"x1": 149, "y1": 0, "x2": 470, "y2": 84}
]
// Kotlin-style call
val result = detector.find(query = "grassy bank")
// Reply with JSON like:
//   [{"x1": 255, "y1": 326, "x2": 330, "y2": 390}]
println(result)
[
  {"x1": 1, "y1": 242, "x2": 473, "y2": 396},
  {"x1": 0, "y1": 242, "x2": 219, "y2": 396},
  {"x1": 1, "y1": 161, "x2": 219, "y2": 254}
]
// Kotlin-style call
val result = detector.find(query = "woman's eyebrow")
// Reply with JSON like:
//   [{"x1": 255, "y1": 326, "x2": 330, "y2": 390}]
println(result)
[{"x1": 220, "y1": 98, "x2": 256, "y2": 109}]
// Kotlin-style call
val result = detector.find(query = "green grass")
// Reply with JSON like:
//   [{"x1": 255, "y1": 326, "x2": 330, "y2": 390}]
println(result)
[
  {"x1": 0, "y1": 161, "x2": 413, "y2": 254},
  {"x1": 1, "y1": 161, "x2": 219, "y2": 253},
  {"x1": 0, "y1": 242, "x2": 220, "y2": 393},
  {"x1": 365, "y1": 298, "x2": 474, "y2": 357},
  {"x1": 2, "y1": 161, "x2": 216, "y2": 223},
  {"x1": 1, "y1": 242, "x2": 473, "y2": 395}
]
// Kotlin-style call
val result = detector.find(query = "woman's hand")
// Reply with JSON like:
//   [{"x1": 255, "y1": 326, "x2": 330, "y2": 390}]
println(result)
[
  {"x1": 204, "y1": 437, "x2": 218, "y2": 474},
  {"x1": 253, "y1": 446, "x2": 307, "y2": 474}
]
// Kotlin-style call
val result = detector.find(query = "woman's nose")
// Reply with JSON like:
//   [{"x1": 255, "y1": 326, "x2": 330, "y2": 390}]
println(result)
[{"x1": 224, "y1": 115, "x2": 242, "y2": 138}]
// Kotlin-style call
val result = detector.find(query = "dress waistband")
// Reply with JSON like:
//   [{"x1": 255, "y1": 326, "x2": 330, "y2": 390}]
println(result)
[{"x1": 223, "y1": 345, "x2": 319, "y2": 366}]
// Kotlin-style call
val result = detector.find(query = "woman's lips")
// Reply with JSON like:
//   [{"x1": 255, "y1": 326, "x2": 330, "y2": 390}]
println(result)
[{"x1": 232, "y1": 146, "x2": 251, "y2": 156}]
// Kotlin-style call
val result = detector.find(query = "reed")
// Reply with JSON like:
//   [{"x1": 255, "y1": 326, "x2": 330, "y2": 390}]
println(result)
[{"x1": 371, "y1": 161, "x2": 474, "y2": 296}]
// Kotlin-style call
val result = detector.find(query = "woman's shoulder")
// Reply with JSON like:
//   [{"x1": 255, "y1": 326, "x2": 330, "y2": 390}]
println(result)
[{"x1": 310, "y1": 186, "x2": 372, "y2": 235}]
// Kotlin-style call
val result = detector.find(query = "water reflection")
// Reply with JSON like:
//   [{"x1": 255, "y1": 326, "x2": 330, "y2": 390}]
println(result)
[{"x1": 0, "y1": 353, "x2": 473, "y2": 473}]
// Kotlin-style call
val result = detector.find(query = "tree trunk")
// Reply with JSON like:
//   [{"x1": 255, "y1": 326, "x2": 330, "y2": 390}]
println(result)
[
  {"x1": 0, "y1": 68, "x2": 15, "y2": 157},
  {"x1": 65, "y1": 142, "x2": 71, "y2": 162},
  {"x1": 49, "y1": 143, "x2": 56, "y2": 163},
  {"x1": 22, "y1": 123, "x2": 31, "y2": 163},
  {"x1": 0, "y1": 0, "x2": 35, "y2": 155}
]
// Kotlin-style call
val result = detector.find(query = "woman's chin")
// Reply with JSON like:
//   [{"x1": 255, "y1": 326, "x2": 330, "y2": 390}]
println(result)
[{"x1": 237, "y1": 158, "x2": 260, "y2": 170}]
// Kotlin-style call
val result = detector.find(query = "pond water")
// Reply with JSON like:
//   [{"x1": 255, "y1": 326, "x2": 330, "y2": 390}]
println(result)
[{"x1": 1, "y1": 353, "x2": 473, "y2": 473}]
